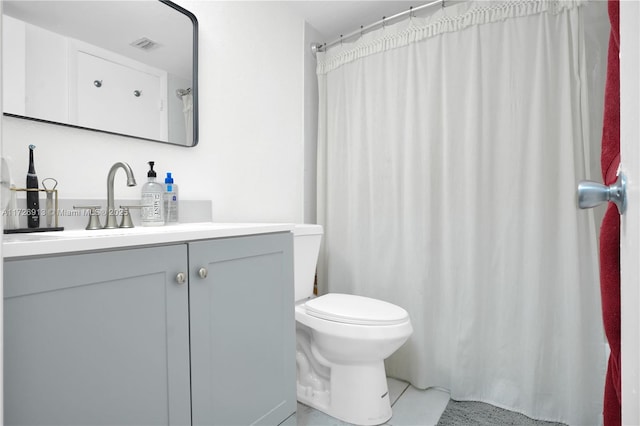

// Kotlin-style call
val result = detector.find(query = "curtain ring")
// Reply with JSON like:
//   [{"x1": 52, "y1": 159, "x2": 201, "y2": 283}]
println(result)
[
  {"x1": 340, "y1": 35, "x2": 343, "y2": 46},
  {"x1": 409, "y1": 6, "x2": 414, "y2": 21},
  {"x1": 442, "y1": 0, "x2": 445, "y2": 8},
  {"x1": 360, "y1": 25, "x2": 364, "y2": 37}
]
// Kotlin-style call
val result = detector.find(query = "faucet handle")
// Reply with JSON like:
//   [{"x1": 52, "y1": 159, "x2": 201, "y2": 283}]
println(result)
[
  {"x1": 119, "y1": 205, "x2": 141, "y2": 229},
  {"x1": 73, "y1": 205, "x2": 103, "y2": 230}
]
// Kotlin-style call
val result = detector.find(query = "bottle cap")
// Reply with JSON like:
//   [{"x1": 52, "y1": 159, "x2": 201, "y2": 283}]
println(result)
[
  {"x1": 165, "y1": 172, "x2": 174, "y2": 184},
  {"x1": 147, "y1": 161, "x2": 157, "y2": 178}
]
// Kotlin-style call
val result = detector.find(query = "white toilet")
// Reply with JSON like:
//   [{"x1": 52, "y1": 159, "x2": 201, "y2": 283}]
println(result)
[{"x1": 293, "y1": 224, "x2": 413, "y2": 425}]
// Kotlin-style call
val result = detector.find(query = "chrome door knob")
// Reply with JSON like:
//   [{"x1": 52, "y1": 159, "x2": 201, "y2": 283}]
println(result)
[{"x1": 577, "y1": 173, "x2": 627, "y2": 214}]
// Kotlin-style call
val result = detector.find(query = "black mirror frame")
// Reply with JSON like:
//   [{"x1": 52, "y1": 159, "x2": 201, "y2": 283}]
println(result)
[
  {"x1": 3, "y1": 0, "x2": 199, "y2": 147},
  {"x1": 160, "y1": 0, "x2": 199, "y2": 147}
]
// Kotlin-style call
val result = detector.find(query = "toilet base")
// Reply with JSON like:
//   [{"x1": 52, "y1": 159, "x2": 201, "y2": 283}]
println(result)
[{"x1": 297, "y1": 360, "x2": 392, "y2": 426}]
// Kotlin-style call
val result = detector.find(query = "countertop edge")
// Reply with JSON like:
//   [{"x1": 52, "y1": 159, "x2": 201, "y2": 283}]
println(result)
[{"x1": 2, "y1": 223, "x2": 295, "y2": 259}]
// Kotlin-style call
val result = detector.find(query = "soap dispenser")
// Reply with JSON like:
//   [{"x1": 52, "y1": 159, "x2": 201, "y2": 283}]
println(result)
[{"x1": 140, "y1": 161, "x2": 164, "y2": 226}]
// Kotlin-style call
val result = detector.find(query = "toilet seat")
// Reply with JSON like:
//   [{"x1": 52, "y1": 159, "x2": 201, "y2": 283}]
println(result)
[{"x1": 304, "y1": 293, "x2": 409, "y2": 326}]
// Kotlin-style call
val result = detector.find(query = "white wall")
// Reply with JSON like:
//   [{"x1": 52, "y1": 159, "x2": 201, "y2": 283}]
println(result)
[
  {"x1": 2, "y1": 15, "x2": 25, "y2": 116},
  {"x1": 25, "y1": 22, "x2": 69, "y2": 123},
  {"x1": 2, "y1": 1, "x2": 308, "y2": 223}
]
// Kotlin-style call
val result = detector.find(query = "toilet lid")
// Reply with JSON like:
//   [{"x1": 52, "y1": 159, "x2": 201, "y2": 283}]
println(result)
[{"x1": 304, "y1": 293, "x2": 409, "y2": 326}]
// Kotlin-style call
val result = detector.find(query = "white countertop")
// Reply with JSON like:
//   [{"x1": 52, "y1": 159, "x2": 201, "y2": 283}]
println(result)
[{"x1": 3, "y1": 222, "x2": 294, "y2": 259}]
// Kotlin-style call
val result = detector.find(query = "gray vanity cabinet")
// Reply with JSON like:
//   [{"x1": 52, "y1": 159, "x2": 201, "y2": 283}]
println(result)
[
  {"x1": 189, "y1": 233, "x2": 296, "y2": 426},
  {"x1": 3, "y1": 231, "x2": 296, "y2": 426},
  {"x1": 4, "y1": 244, "x2": 192, "y2": 426}
]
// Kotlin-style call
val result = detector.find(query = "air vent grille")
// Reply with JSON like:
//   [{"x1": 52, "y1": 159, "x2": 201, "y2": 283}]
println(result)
[{"x1": 130, "y1": 37, "x2": 159, "y2": 50}]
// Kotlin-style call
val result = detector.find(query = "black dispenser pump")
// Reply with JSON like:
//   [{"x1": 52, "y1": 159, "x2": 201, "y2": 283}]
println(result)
[{"x1": 147, "y1": 161, "x2": 157, "y2": 178}]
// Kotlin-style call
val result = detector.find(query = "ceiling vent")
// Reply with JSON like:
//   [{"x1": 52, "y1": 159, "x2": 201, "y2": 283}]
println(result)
[{"x1": 130, "y1": 37, "x2": 159, "y2": 51}]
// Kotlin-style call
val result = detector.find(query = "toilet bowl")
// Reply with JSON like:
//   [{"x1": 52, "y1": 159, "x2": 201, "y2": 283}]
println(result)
[{"x1": 293, "y1": 225, "x2": 413, "y2": 425}]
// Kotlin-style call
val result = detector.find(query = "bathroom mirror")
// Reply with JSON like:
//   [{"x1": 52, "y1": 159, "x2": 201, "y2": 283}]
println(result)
[{"x1": 2, "y1": 0, "x2": 198, "y2": 147}]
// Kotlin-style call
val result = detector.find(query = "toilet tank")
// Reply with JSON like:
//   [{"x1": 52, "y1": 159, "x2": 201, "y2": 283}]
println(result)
[{"x1": 293, "y1": 224, "x2": 323, "y2": 301}]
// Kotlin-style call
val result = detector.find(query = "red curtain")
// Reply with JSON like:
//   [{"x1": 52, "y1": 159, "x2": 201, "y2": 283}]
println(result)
[{"x1": 600, "y1": 0, "x2": 621, "y2": 424}]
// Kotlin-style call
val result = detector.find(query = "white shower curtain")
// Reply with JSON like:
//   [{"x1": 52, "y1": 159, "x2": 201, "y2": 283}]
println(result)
[
  {"x1": 316, "y1": 1, "x2": 607, "y2": 424},
  {"x1": 182, "y1": 92, "x2": 193, "y2": 145}
]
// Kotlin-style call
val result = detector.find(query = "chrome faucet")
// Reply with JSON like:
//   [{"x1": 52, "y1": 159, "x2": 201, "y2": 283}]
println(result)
[{"x1": 105, "y1": 162, "x2": 137, "y2": 229}]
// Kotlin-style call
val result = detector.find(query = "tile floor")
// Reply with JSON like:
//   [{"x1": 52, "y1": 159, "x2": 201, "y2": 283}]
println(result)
[{"x1": 281, "y1": 378, "x2": 450, "y2": 426}]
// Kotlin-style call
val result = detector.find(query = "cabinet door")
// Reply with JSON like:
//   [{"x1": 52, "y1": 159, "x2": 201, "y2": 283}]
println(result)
[
  {"x1": 189, "y1": 233, "x2": 296, "y2": 426},
  {"x1": 4, "y1": 245, "x2": 191, "y2": 426}
]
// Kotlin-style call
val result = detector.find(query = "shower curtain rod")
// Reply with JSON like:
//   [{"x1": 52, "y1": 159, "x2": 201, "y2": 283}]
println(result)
[{"x1": 311, "y1": 0, "x2": 446, "y2": 54}]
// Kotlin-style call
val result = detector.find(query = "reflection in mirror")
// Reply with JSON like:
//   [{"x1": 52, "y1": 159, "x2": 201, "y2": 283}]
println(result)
[{"x1": 2, "y1": 0, "x2": 198, "y2": 147}]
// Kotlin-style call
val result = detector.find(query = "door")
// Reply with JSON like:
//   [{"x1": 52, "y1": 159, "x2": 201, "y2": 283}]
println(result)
[
  {"x1": 3, "y1": 245, "x2": 191, "y2": 426},
  {"x1": 577, "y1": 2, "x2": 639, "y2": 422},
  {"x1": 188, "y1": 233, "x2": 296, "y2": 426},
  {"x1": 74, "y1": 51, "x2": 166, "y2": 141},
  {"x1": 619, "y1": 1, "x2": 640, "y2": 423}
]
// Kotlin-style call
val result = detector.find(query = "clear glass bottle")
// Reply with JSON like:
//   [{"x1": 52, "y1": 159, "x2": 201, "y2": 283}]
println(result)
[{"x1": 140, "y1": 161, "x2": 164, "y2": 226}]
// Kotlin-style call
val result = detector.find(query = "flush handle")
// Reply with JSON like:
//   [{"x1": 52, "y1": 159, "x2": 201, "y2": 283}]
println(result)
[
  {"x1": 198, "y1": 267, "x2": 208, "y2": 279},
  {"x1": 577, "y1": 173, "x2": 627, "y2": 215}
]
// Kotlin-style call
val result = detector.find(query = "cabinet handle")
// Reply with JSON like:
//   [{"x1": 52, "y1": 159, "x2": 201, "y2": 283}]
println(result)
[
  {"x1": 198, "y1": 267, "x2": 208, "y2": 279},
  {"x1": 176, "y1": 272, "x2": 186, "y2": 284}
]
